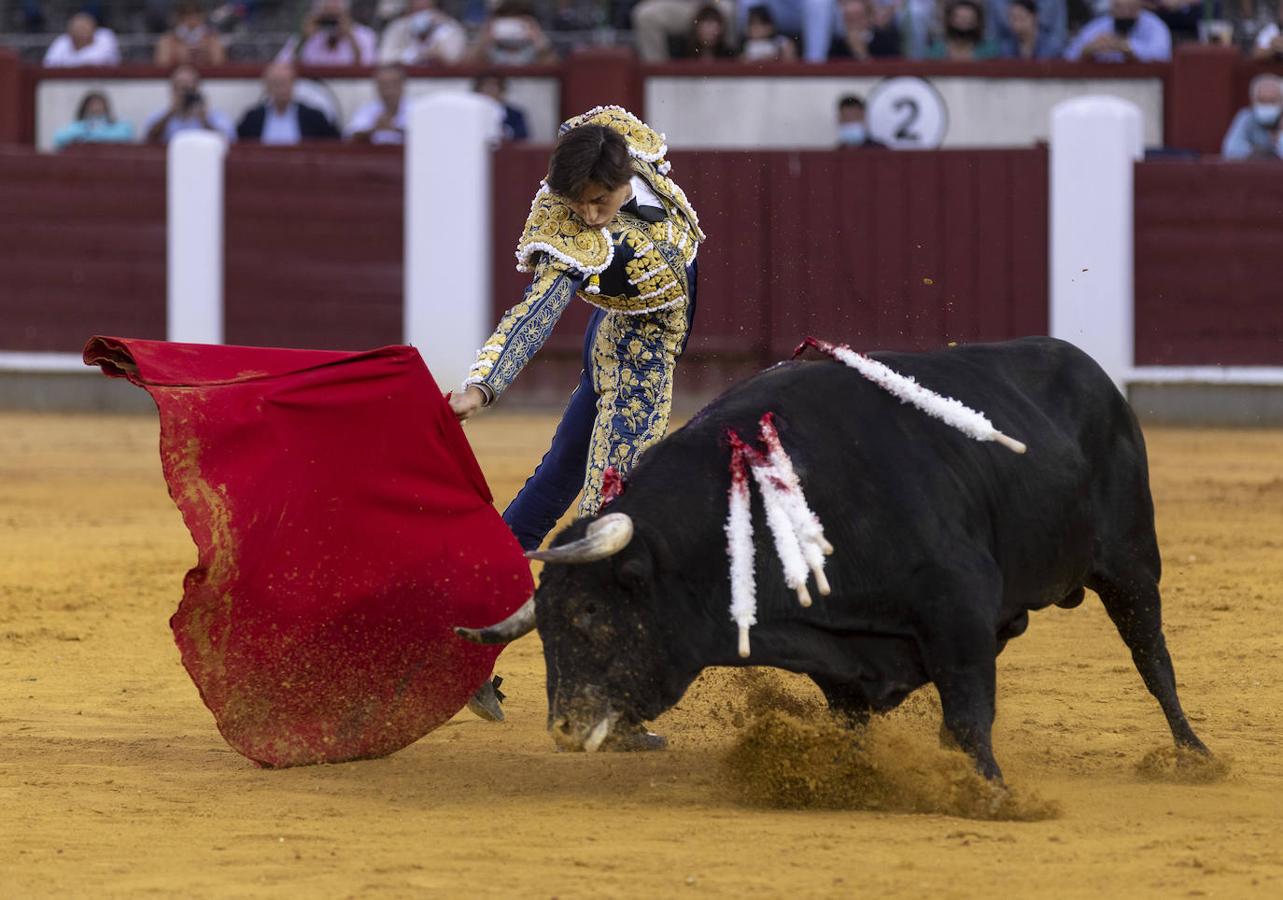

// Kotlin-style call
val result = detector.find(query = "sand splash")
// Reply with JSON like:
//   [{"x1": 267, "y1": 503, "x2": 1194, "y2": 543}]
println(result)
[
  {"x1": 719, "y1": 672, "x2": 1059, "y2": 821},
  {"x1": 1134, "y1": 745, "x2": 1231, "y2": 784}
]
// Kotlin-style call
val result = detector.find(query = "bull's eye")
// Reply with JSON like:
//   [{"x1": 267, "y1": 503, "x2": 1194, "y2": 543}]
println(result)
[{"x1": 583, "y1": 602, "x2": 598, "y2": 616}]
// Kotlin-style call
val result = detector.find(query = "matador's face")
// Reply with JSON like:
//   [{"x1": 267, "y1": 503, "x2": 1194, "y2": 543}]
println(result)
[{"x1": 565, "y1": 180, "x2": 632, "y2": 229}]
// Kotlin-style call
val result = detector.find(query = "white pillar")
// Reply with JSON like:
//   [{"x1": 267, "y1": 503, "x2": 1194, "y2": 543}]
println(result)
[
  {"x1": 1049, "y1": 96, "x2": 1143, "y2": 390},
  {"x1": 405, "y1": 93, "x2": 499, "y2": 391},
  {"x1": 167, "y1": 131, "x2": 226, "y2": 344}
]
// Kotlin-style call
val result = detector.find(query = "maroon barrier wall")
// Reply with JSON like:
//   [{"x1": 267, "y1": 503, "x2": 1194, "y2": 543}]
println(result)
[
  {"x1": 1135, "y1": 159, "x2": 1283, "y2": 366},
  {"x1": 491, "y1": 145, "x2": 1049, "y2": 399},
  {"x1": 0, "y1": 145, "x2": 167, "y2": 351}
]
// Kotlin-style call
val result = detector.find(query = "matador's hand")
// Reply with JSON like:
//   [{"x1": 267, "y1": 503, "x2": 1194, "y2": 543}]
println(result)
[{"x1": 448, "y1": 385, "x2": 487, "y2": 421}]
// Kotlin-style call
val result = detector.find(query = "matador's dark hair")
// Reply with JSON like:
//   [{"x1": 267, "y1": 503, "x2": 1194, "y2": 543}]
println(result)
[{"x1": 546, "y1": 125, "x2": 633, "y2": 200}]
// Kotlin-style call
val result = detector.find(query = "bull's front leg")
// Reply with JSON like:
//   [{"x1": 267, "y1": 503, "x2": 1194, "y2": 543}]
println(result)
[{"x1": 914, "y1": 582, "x2": 1004, "y2": 781}]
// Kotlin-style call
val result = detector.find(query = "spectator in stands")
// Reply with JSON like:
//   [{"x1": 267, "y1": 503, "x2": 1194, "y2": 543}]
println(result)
[
  {"x1": 925, "y1": 0, "x2": 1000, "y2": 58},
  {"x1": 739, "y1": 0, "x2": 842, "y2": 63},
  {"x1": 1141, "y1": 0, "x2": 1206, "y2": 45},
  {"x1": 237, "y1": 63, "x2": 340, "y2": 145},
  {"x1": 632, "y1": 0, "x2": 737, "y2": 61},
  {"x1": 1064, "y1": 0, "x2": 1170, "y2": 61},
  {"x1": 466, "y1": 1, "x2": 559, "y2": 65},
  {"x1": 276, "y1": 0, "x2": 378, "y2": 66},
  {"x1": 828, "y1": 0, "x2": 901, "y2": 59},
  {"x1": 1221, "y1": 74, "x2": 1283, "y2": 161},
  {"x1": 345, "y1": 64, "x2": 408, "y2": 144},
  {"x1": 673, "y1": 4, "x2": 739, "y2": 57},
  {"x1": 474, "y1": 73, "x2": 530, "y2": 141},
  {"x1": 378, "y1": 0, "x2": 467, "y2": 65},
  {"x1": 742, "y1": 7, "x2": 800, "y2": 58},
  {"x1": 143, "y1": 64, "x2": 237, "y2": 144},
  {"x1": 43, "y1": 12, "x2": 121, "y2": 67},
  {"x1": 53, "y1": 91, "x2": 134, "y2": 149},
  {"x1": 992, "y1": 0, "x2": 1065, "y2": 58},
  {"x1": 154, "y1": 2, "x2": 226, "y2": 67},
  {"x1": 836, "y1": 93, "x2": 886, "y2": 148},
  {"x1": 1251, "y1": 4, "x2": 1283, "y2": 61}
]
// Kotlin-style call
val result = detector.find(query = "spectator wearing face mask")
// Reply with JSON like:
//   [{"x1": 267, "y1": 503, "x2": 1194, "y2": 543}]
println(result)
[
  {"x1": 925, "y1": 0, "x2": 1000, "y2": 59},
  {"x1": 466, "y1": 1, "x2": 558, "y2": 65},
  {"x1": 836, "y1": 94, "x2": 886, "y2": 149},
  {"x1": 1064, "y1": 0, "x2": 1170, "y2": 62},
  {"x1": 345, "y1": 64, "x2": 409, "y2": 144},
  {"x1": 378, "y1": 0, "x2": 467, "y2": 65},
  {"x1": 995, "y1": 0, "x2": 1064, "y2": 59},
  {"x1": 739, "y1": 0, "x2": 842, "y2": 63},
  {"x1": 674, "y1": 4, "x2": 739, "y2": 58},
  {"x1": 276, "y1": 0, "x2": 378, "y2": 66},
  {"x1": 154, "y1": 1, "x2": 226, "y2": 67},
  {"x1": 43, "y1": 12, "x2": 120, "y2": 67},
  {"x1": 53, "y1": 91, "x2": 134, "y2": 149},
  {"x1": 742, "y1": 6, "x2": 799, "y2": 59},
  {"x1": 1221, "y1": 75, "x2": 1283, "y2": 161}
]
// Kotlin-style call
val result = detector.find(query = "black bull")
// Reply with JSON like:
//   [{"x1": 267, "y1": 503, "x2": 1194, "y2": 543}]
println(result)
[{"x1": 458, "y1": 337, "x2": 1209, "y2": 779}]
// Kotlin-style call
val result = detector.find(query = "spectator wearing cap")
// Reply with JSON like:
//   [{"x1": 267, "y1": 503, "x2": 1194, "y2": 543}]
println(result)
[
  {"x1": 143, "y1": 65, "x2": 237, "y2": 145},
  {"x1": 996, "y1": 0, "x2": 1062, "y2": 58},
  {"x1": 378, "y1": 0, "x2": 468, "y2": 64},
  {"x1": 276, "y1": 0, "x2": 378, "y2": 66},
  {"x1": 631, "y1": 0, "x2": 737, "y2": 61},
  {"x1": 925, "y1": 0, "x2": 1000, "y2": 59},
  {"x1": 739, "y1": 0, "x2": 842, "y2": 63},
  {"x1": 1064, "y1": 0, "x2": 1170, "y2": 62},
  {"x1": 741, "y1": 7, "x2": 799, "y2": 59},
  {"x1": 1221, "y1": 74, "x2": 1283, "y2": 161},
  {"x1": 836, "y1": 94, "x2": 886, "y2": 149},
  {"x1": 466, "y1": 1, "x2": 558, "y2": 65},
  {"x1": 43, "y1": 12, "x2": 121, "y2": 67},
  {"x1": 53, "y1": 91, "x2": 134, "y2": 149},
  {"x1": 673, "y1": 4, "x2": 739, "y2": 58},
  {"x1": 154, "y1": 2, "x2": 226, "y2": 67},
  {"x1": 986, "y1": 0, "x2": 1065, "y2": 61},
  {"x1": 345, "y1": 64, "x2": 408, "y2": 144},
  {"x1": 474, "y1": 73, "x2": 529, "y2": 142},
  {"x1": 828, "y1": 0, "x2": 900, "y2": 59},
  {"x1": 237, "y1": 63, "x2": 340, "y2": 145}
]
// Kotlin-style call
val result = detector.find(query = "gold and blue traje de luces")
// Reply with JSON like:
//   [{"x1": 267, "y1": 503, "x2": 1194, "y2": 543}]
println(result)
[{"x1": 465, "y1": 106, "x2": 705, "y2": 516}]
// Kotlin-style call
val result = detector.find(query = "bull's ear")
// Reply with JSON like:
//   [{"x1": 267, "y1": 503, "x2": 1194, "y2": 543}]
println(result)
[{"x1": 616, "y1": 556, "x2": 652, "y2": 590}]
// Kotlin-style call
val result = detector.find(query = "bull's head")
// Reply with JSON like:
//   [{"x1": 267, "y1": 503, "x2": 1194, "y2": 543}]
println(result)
[{"x1": 455, "y1": 512, "x2": 705, "y2": 752}]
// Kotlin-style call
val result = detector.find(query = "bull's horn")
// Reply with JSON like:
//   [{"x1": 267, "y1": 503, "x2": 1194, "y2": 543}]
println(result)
[
  {"x1": 526, "y1": 513, "x2": 634, "y2": 564},
  {"x1": 454, "y1": 596, "x2": 535, "y2": 644}
]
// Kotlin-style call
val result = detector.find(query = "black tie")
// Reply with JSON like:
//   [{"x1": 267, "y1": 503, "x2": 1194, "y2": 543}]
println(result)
[{"x1": 622, "y1": 197, "x2": 666, "y2": 223}]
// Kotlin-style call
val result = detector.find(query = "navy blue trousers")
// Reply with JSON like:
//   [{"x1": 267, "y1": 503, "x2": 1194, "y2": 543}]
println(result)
[{"x1": 502, "y1": 263, "x2": 697, "y2": 551}]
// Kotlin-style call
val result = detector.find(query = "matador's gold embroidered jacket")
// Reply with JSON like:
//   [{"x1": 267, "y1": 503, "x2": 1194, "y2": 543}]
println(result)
[{"x1": 464, "y1": 106, "x2": 705, "y2": 514}]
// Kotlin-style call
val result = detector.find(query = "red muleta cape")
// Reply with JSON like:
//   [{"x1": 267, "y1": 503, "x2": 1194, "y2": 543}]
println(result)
[{"x1": 84, "y1": 337, "x2": 532, "y2": 767}]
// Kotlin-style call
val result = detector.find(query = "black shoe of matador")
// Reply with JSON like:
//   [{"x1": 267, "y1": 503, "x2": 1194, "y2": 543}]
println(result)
[{"x1": 466, "y1": 676, "x2": 506, "y2": 722}]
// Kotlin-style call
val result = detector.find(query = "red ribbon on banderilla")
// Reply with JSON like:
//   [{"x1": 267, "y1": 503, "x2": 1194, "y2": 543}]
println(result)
[{"x1": 724, "y1": 413, "x2": 834, "y2": 659}]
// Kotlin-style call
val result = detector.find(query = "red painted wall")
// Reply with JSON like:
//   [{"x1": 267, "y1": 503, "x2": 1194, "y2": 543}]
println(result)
[{"x1": 1135, "y1": 159, "x2": 1283, "y2": 366}]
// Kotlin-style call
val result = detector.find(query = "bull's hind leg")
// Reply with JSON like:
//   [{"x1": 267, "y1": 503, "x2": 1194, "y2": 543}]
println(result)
[{"x1": 1088, "y1": 571, "x2": 1208, "y2": 754}]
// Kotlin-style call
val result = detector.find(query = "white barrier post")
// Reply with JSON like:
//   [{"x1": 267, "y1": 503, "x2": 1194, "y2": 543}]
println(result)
[
  {"x1": 1049, "y1": 97, "x2": 1143, "y2": 390},
  {"x1": 167, "y1": 131, "x2": 226, "y2": 344},
  {"x1": 405, "y1": 94, "x2": 499, "y2": 392}
]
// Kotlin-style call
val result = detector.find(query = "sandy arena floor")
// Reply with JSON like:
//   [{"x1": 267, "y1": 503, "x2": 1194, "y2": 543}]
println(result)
[{"x1": 3, "y1": 411, "x2": 1282, "y2": 897}]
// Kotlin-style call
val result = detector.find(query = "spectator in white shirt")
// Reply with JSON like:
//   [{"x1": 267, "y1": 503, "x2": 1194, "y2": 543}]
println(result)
[
  {"x1": 345, "y1": 64, "x2": 408, "y2": 144},
  {"x1": 277, "y1": 0, "x2": 378, "y2": 66},
  {"x1": 43, "y1": 13, "x2": 121, "y2": 67},
  {"x1": 1252, "y1": 5, "x2": 1283, "y2": 62},
  {"x1": 143, "y1": 65, "x2": 237, "y2": 145},
  {"x1": 378, "y1": 0, "x2": 467, "y2": 65}
]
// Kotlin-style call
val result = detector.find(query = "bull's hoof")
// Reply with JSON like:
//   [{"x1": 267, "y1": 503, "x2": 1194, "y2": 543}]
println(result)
[
  {"x1": 465, "y1": 676, "x2": 506, "y2": 723},
  {"x1": 601, "y1": 728, "x2": 668, "y2": 752}
]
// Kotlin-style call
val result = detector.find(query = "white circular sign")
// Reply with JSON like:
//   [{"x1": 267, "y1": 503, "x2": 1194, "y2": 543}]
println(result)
[{"x1": 866, "y1": 77, "x2": 948, "y2": 150}]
